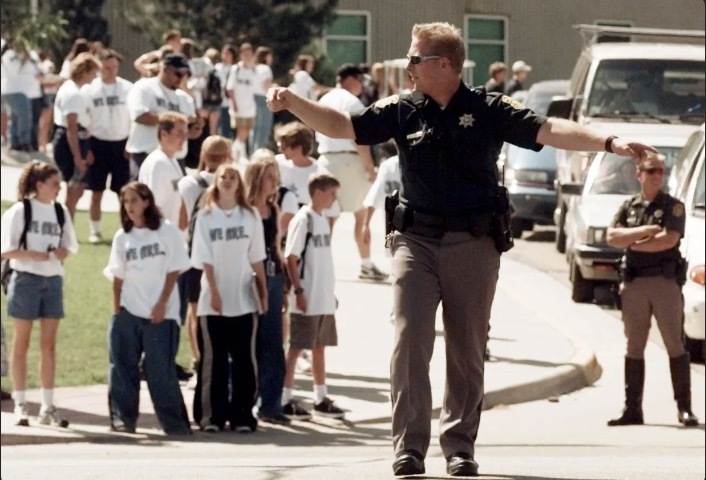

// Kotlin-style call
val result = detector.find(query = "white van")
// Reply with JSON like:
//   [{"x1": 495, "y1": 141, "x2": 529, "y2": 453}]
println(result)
[
  {"x1": 670, "y1": 124, "x2": 705, "y2": 362},
  {"x1": 549, "y1": 25, "x2": 705, "y2": 253}
]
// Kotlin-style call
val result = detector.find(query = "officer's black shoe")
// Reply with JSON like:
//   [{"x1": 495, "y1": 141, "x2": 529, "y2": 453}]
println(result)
[
  {"x1": 446, "y1": 452, "x2": 479, "y2": 477},
  {"x1": 392, "y1": 450, "x2": 425, "y2": 476},
  {"x1": 607, "y1": 407, "x2": 644, "y2": 426}
]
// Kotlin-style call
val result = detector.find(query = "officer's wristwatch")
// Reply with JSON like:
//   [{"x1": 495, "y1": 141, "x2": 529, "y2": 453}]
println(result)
[{"x1": 294, "y1": 287, "x2": 304, "y2": 295}]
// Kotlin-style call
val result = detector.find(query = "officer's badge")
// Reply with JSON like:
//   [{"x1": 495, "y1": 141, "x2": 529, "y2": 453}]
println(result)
[
  {"x1": 458, "y1": 113, "x2": 475, "y2": 128},
  {"x1": 374, "y1": 95, "x2": 399, "y2": 109},
  {"x1": 501, "y1": 95, "x2": 525, "y2": 110},
  {"x1": 654, "y1": 209, "x2": 663, "y2": 219},
  {"x1": 672, "y1": 203, "x2": 685, "y2": 217}
]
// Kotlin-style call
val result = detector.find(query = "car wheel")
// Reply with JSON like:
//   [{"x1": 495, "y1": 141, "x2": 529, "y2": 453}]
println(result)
[
  {"x1": 555, "y1": 202, "x2": 567, "y2": 254},
  {"x1": 684, "y1": 336, "x2": 705, "y2": 364},
  {"x1": 571, "y1": 262, "x2": 593, "y2": 303}
]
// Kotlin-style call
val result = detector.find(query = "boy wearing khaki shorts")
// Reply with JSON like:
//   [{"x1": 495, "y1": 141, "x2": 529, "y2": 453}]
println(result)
[{"x1": 281, "y1": 173, "x2": 345, "y2": 420}]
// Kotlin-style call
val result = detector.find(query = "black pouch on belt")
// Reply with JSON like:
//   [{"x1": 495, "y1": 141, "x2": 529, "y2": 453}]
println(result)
[
  {"x1": 490, "y1": 186, "x2": 514, "y2": 253},
  {"x1": 384, "y1": 190, "x2": 399, "y2": 236}
]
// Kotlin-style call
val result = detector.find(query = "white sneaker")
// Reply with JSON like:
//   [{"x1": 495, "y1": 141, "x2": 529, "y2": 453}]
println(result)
[
  {"x1": 88, "y1": 232, "x2": 104, "y2": 244},
  {"x1": 14, "y1": 402, "x2": 29, "y2": 427},
  {"x1": 359, "y1": 264, "x2": 389, "y2": 281},
  {"x1": 37, "y1": 406, "x2": 70, "y2": 427}
]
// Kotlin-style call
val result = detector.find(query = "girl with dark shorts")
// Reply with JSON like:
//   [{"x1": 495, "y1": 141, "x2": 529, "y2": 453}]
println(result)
[
  {"x1": 51, "y1": 52, "x2": 101, "y2": 218},
  {"x1": 0, "y1": 161, "x2": 79, "y2": 427}
]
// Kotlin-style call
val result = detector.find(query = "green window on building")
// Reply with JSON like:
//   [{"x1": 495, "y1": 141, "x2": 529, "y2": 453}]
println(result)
[
  {"x1": 466, "y1": 15, "x2": 508, "y2": 87},
  {"x1": 325, "y1": 11, "x2": 370, "y2": 68}
]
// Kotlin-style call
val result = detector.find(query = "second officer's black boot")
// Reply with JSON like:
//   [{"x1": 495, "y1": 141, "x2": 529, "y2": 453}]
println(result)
[
  {"x1": 607, "y1": 357, "x2": 645, "y2": 426},
  {"x1": 669, "y1": 353, "x2": 699, "y2": 427}
]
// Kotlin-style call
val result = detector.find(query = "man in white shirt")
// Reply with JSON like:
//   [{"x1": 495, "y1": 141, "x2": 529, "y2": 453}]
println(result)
[
  {"x1": 138, "y1": 111, "x2": 188, "y2": 232},
  {"x1": 125, "y1": 53, "x2": 197, "y2": 174},
  {"x1": 82, "y1": 49, "x2": 133, "y2": 244},
  {"x1": 316, "y1": 64, "x2": 385, "y2": 281},
  {"x1": 226, "y1": 43, "x2": 257, "y2": 162}
]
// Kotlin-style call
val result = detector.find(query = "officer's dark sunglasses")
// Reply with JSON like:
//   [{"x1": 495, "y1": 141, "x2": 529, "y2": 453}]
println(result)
[
  {"x1": 640, "y1": 167, "x2": 664, "y2": 175},
  {"x1": 406, "y1": 54, "x2": 442, "y2": 65}
]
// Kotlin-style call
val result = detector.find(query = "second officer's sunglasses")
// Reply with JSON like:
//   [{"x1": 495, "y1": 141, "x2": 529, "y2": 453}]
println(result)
[{"x1": 406, "y1": 54, "x2": 442, "y2": 65}]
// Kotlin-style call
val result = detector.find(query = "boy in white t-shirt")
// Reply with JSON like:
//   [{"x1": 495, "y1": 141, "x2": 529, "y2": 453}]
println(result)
[{"x1": 281, "y1": 173, "x2": 345, "y2": 420}]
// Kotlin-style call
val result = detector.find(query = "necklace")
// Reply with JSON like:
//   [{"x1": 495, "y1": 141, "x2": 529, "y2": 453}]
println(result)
[{"x1": 222, "y1": 206, "x2": 237, "y2": 217}]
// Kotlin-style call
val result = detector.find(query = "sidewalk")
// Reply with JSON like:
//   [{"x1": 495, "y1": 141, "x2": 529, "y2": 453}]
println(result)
[{"x1": 0, "y1": 148, "x2": 602, "y2": 445}]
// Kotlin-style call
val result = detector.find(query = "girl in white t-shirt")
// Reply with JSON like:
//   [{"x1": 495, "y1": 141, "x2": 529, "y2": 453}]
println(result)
[
  {"x1": 103, "y1": 181, "x2": 192, "y2": 435},
  {"x1": 244, "y1": 149, "x2": 289, "y2": 424},
  {"x1": 190, "y1": 163, "x2": 267, "y2": 432},
  {"x1": 0, "y1": 161, "x2": 79, "y2": 428},
  {"x1": 176, "y1": 135, "x2": 232, "y2": 382}
]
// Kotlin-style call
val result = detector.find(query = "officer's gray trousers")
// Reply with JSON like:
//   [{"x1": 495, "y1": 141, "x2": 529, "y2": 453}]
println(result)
[
  {"x1": 621, "y1": 276, "x2": 685, "y2": 359},
  {"x1": 390, "y1": 230, "x2": 500, "y2": 459}
]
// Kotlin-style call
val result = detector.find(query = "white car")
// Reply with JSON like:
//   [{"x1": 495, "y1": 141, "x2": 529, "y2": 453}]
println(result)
[
  {"x1": 562, "y1": 142, "x2": 684, "y2": 303},
  {"x1": 672, "y1": 124, "x2": 705, "y2": 361},
  {"x1": 549, "y1": 27, "x2": 705, "y2": 254}
]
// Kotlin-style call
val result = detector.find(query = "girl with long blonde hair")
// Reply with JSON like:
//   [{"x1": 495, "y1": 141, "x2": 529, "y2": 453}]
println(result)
[{"x1": 190, "y1": 163, "x2": 267, "y2": 432}]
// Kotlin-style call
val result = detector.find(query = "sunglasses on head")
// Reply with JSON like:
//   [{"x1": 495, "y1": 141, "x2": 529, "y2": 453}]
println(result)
[
  {"x1": 640, "y1": 167, "x2": 664, "y2": 175},
  {"x1": 406, "y1": 54, "x2": 442, "y2": 65}
]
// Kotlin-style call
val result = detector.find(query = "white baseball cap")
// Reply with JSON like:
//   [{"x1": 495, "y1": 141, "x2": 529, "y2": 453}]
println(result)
[{"x1": 512, "y1": 60, "x2": 532, "y2": 73}]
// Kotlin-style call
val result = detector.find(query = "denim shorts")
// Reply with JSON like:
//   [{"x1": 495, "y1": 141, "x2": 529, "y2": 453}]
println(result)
[{"x1": 7, "y1": 271, "x2": 64, "y2": 320}]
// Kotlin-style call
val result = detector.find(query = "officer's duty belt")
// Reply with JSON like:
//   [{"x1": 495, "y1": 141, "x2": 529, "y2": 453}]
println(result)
[
  {"x1": 631, "y1": 263, "x2": 676, "y2": 279},
  {"x1": 395, "y1": 206, "x2": 492, "y2": 239}
]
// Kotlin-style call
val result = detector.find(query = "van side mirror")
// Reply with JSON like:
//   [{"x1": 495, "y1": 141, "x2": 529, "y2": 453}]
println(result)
[{"x1": 547, "y1": 98, "x2": 573, "y2": 119}]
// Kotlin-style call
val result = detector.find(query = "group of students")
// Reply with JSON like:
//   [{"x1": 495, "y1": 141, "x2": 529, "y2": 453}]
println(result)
[{"x1": 0, "y1": 109, "x2": 355, "y2": 434}]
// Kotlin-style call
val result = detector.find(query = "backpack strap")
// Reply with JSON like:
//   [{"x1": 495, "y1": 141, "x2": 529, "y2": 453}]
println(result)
[
  {"x1": 298, "y1": 208, "x2": 314, "y2": 279},
  {"x1": 192, "y1": 171, "x2": 209, "y2": 189},
  {"x1": 18, "y1": 199, "x2": 32, "y2": 250},
  {"x1": 53, "y1": 201, "x2": 65, "y2": 246}
]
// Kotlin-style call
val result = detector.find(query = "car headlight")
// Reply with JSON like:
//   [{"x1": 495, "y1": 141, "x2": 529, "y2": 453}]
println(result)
[
  {"x1": 690, "y1": 265, "x2": 705, "y2": 286},
  {"x1": 585, "y1": 226, "x2": 607, "y2": 245},
  {"x1": 514, "y1": 170, "x2": 549, "y2": 184}
]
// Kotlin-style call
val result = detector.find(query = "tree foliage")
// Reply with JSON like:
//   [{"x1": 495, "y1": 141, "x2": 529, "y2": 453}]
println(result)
[
  {"x1": 1, "y1": 0, "x2": 108, "y2": 60},
  {"x1": 122, "y1": 0, "x2": 339, "y2": 81}
]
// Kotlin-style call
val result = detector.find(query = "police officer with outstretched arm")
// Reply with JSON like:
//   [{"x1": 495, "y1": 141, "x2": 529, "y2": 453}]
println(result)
[
  {"x1": 606, "y1": 153, "x2": 699, "y2": 428},
  {"x1": 268, "y1": 21, "x2": 658, "y2": 478}
]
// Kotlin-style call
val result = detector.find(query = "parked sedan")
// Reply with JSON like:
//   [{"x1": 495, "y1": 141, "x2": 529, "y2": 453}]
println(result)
[
  {"x1": 500, "y1": 79, "x2": 569, "y2": 237},
  {"x1": 562, "y1": 145, "x2": 683, "y2": 303}
]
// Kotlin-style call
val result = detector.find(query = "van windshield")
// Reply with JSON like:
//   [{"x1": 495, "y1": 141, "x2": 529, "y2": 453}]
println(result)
[{"x1": 587, "y1": 59, "x2": 705, "y2": 123}]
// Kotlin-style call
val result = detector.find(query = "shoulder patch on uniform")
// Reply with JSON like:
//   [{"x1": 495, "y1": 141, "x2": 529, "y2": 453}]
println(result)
[
  {"x1": 672, "y1": 203, "x2": 685, "y2": 217},
  {"x1": 500, "y1": 95, "x2": 525, "y2": 110},
  {"x1": 374, "y1": 94, "x2": 400, "y2": 109}
]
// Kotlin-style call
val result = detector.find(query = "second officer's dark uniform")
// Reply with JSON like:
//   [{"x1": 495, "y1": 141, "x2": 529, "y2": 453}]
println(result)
[
  {"x1": 350, "y1": 85, "x2": 546, "y2": 460},
  {"x1": 608, "y1": 190, "x2": 698, "y2": 427}
]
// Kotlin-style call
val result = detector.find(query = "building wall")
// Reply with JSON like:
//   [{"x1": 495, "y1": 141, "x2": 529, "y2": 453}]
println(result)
[
  {"x1": 468, "y1": 0, "x2": 705, "y2": 86},
  {"x1": 102, "y1": 0, "x2": 157, "y2": 82},
  {"x1": 338, "y1": 0, "x2": 705, "y2": 87},
  {"x1": 103, "y1": 0, "x2": 705, "y2": 85}
]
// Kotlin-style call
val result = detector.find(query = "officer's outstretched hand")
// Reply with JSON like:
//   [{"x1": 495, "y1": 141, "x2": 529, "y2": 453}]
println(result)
[
  {"x1": 611, "y1": 139, "x2": 659, "y2": 163},
  {"x1": 266, "y1": 87, "x2": 291, "y2": 113}
]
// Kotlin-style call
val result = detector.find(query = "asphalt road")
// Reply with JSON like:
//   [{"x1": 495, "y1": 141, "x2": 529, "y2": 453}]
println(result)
[{"x1": 2, "y1": 223, "x2": 704, "y2": 480}]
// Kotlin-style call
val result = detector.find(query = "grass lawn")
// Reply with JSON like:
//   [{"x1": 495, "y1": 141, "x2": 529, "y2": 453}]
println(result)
[{"x1": 1, "y1": 200, "x2": 192, "y2": 391}]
